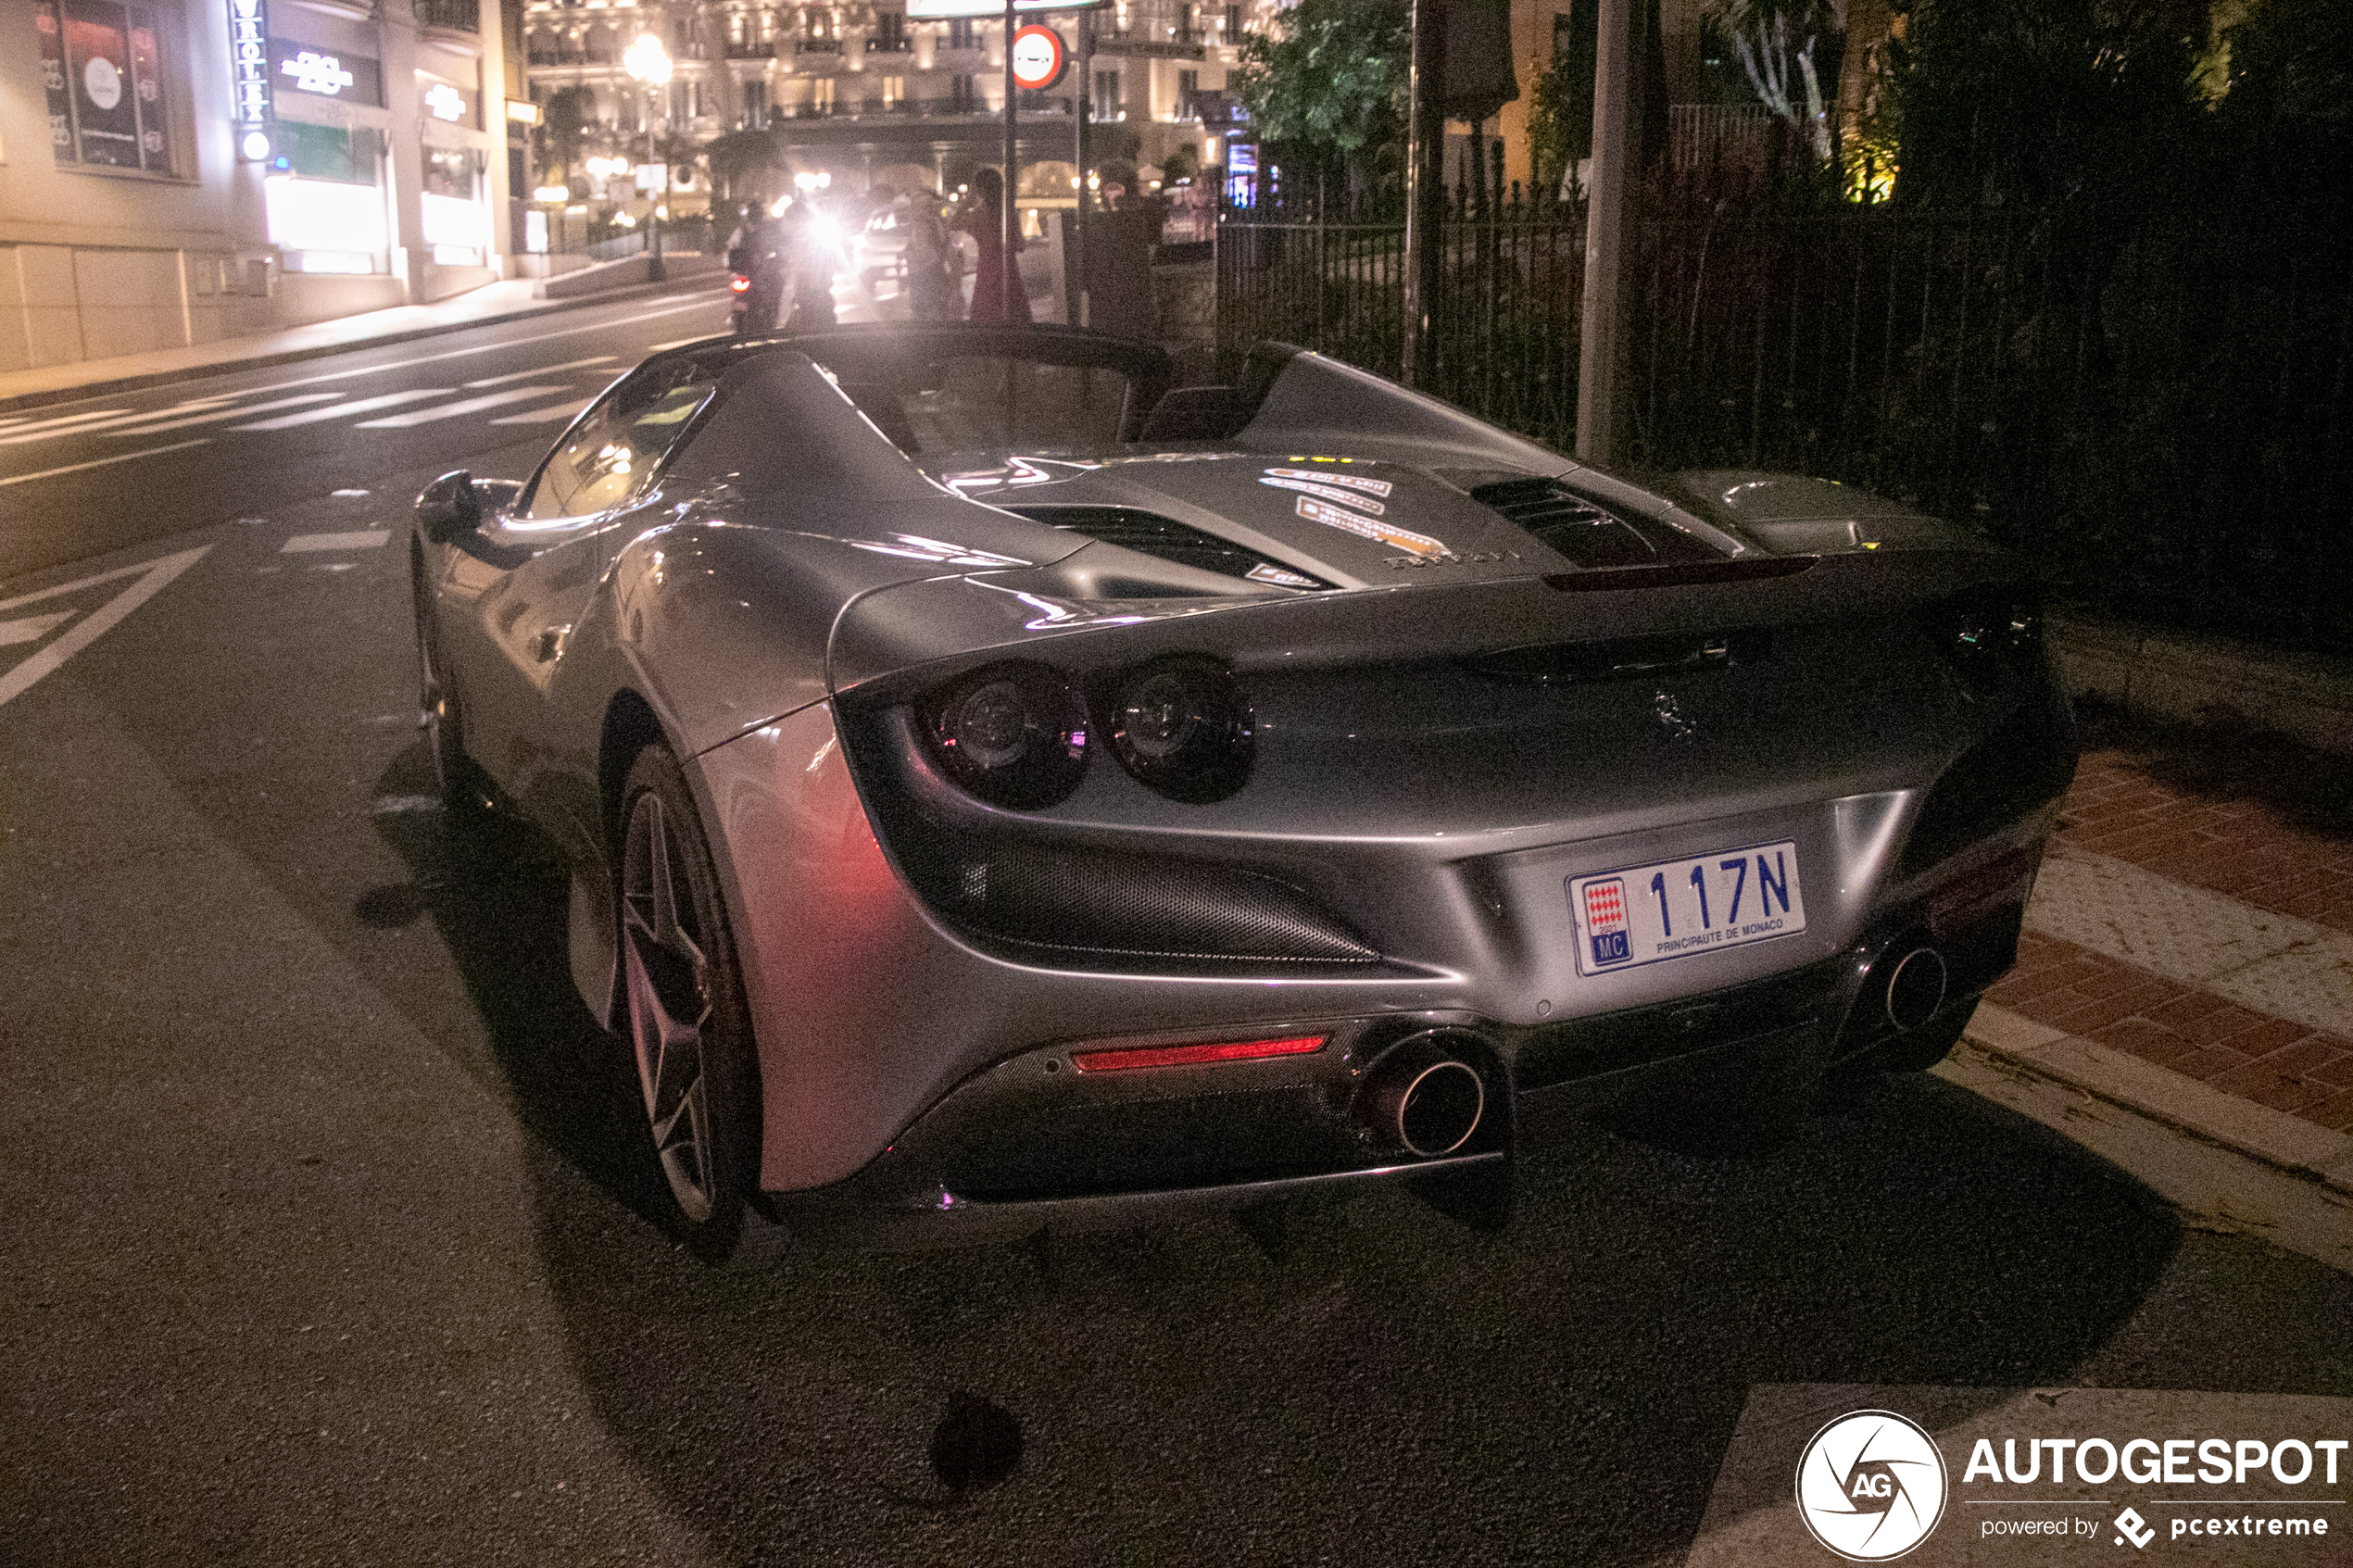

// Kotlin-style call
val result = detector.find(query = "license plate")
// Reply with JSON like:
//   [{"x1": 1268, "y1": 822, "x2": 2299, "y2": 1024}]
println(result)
[{"x1": 1567, "y1": 841, "x2": 1806, "y2": 974}]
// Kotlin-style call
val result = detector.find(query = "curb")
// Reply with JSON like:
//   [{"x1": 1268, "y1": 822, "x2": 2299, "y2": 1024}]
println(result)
[
  {"x1": 0, "y1": 275, "x2": 729, "y2": 417},
  {"x1": 1961, "y1": 1001, "x2": 2353, "y2": 1193},
  {"x1": 2049, "y1": 613, "x2": 2353, "y2": 759},
  {"x1": 1940, "y1": 1001, "x2": 2353, "y2": 1274}
]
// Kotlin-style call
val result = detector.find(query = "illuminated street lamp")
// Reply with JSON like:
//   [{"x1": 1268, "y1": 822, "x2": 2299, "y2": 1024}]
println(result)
[{"x1": 623, "y1": 34, "x2": 674, "y2": 280}]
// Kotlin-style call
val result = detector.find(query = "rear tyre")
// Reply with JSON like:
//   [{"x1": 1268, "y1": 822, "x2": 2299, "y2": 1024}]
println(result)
[
  {"x1": 618, "y1": 745, "x2": 763, "y2": 1260},
  {"x1": 412, "y1": 556, "x2": 496, "y2": 830}
]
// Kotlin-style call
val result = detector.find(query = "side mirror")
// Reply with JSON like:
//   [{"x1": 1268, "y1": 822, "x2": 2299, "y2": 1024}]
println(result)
[{"x1": 415, "y1": 470, "x2": 481, "y2": 545}]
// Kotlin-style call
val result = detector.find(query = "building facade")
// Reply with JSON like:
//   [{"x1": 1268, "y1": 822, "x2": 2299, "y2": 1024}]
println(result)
[
  {"x1": 2, "y1": 0, "x2": 525, "y2": 371},
  {"x1": 519, "y1": 0, "x2": 1273, "y2": 207}
]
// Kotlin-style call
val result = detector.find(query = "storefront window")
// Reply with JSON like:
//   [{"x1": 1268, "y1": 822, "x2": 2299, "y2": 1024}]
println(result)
[
  {"x1": 35, "y1": 0, "x2": 180, "y2": 174},
  {"x1": 277, "y1": 119, "x2": 374, "y2": 183},
  {"x1": 422, "y1": 142, "x2": 475, "y2": 199}
]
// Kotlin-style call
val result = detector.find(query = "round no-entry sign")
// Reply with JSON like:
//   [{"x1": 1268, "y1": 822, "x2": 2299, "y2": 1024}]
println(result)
[{"x1": 1010, "y1": 24, "x2": 1067, "y2": 92}]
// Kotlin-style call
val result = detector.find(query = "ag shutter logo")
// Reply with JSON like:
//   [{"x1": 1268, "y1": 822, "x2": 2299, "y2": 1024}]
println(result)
[{"x1": 1796, "y1": 1410, "x2": 1949, "y2": 1562}]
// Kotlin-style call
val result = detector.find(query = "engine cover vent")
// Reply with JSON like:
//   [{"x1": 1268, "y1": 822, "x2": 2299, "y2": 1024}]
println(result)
[
  {"x1": 1005, "y1": 504, "x2": 1329, "y2": 591},
  {"x1": 1471, "y1": 478, "x2": 1718, "y2": 569}
]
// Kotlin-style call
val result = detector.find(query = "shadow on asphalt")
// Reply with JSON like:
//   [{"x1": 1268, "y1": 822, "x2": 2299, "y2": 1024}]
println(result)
[{"x1": 367, "y1": 743, "x2": 2195, "y2": 1567}]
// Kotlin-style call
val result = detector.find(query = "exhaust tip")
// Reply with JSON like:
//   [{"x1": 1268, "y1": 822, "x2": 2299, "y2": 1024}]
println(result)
[
  {"x1": 1884, "y1": 947, "x2": 1949, "y2": 1032},
  {"x1": 1359, "y1": 1035, "x2": 1487, "y2": 1158}
]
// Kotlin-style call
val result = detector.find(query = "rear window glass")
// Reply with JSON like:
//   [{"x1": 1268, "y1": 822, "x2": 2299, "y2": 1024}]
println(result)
[{"x1": 815, "y1": 355, "x2": 1133, "y2": 457}]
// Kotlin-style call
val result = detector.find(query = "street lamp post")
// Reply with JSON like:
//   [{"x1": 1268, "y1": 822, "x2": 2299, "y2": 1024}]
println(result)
[{"x1": 623, "y1": 34, "x2": 674, "y2": 282}]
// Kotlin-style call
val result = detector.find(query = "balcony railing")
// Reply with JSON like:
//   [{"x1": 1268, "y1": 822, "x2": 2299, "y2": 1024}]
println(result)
[
  {"x1": 865, "y1": 35, "x2": 911, "y2": 52},
  {"x1": 724, "y1": 40, "x2": 774, "y2": 57},
  {"x1": 796, "y1": 37, "x2": 841, "y2": 53},
  {"x1": 414, "y1": 0, "x2": 477, "y2": 31}
]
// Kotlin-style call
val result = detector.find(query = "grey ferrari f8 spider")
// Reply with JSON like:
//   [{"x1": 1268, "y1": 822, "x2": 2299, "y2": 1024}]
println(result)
[{"x1": 409, "y1": 324, "x2": 2075, "y2": 1257}]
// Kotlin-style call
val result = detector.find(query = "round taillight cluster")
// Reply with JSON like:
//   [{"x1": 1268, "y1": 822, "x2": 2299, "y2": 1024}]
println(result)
[
  {"x1": 1105, "y1": 657, "x2": 1255, "y2": 803},
  {"x1": 919, "y1": 656, "x2": 1254, "y2": 809},
  {"x1": 924, "y1": 662, "x2": 1088, "y2": 809}
]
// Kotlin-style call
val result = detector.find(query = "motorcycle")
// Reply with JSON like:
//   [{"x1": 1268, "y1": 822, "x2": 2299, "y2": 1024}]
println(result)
[{"x1": 727, "y1": 240, "x2": 784, "y2": 336}]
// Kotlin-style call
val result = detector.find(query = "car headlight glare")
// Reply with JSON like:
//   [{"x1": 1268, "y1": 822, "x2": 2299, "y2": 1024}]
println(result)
[
  {"x1": 1106, "y1": 657, "x2": 1253, "y2": 803},
  {"x1": 922, "y1": 661, "x2": 1088, "y2": 809}
]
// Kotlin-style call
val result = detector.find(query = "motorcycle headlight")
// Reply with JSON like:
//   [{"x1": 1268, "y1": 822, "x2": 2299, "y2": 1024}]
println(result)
[
  {"x1": 1105, "y1": 657, "x2": 1254, "y2": 803},
  {"x1": 920, "y1": 661, "x2": 1089, "y2": 809}
]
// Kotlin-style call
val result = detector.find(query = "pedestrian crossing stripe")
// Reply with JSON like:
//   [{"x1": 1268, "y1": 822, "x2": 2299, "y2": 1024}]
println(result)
[
  {"x1": 0, "y1": 546, "x2": 211, "y2": 710},
  {"x1": 281, "y1": 532, "x2": 392, "y2": 553}
]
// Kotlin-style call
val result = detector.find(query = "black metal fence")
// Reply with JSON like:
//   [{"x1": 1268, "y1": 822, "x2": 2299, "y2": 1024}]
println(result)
[{"x1": 1215, "y1": 191, "x2": 2353, "y2": 650}]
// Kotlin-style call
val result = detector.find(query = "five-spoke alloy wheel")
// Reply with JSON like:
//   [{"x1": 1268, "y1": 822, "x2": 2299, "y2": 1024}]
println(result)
[{"x1": 619, "y1": 745, "x2": 761, "y2": 1257}]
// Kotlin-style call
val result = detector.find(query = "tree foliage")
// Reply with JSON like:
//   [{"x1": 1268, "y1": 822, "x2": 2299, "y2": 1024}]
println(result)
[
  {"x1": 1231, "y1": 0, "x2": 1410, "y2": 179},
  {"x1": 2210, "y1": 0, "x2": 2353, "y2": 217},
  {"x1": 1524, "y1": 62, "x2": 1585, "y2": 200},
  {"x1": 1873, "y1": 0, "x2": 2205, "y2": 209}
]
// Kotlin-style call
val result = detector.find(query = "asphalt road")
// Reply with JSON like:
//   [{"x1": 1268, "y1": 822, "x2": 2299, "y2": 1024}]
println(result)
[{"x1": 1, "y1": 290, "x2": 2348, "y2": 1566}]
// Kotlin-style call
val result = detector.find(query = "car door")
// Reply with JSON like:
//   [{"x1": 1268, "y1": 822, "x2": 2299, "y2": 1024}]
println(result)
[{"x1": 440, "y1": 358, "x2": 720, "y2": 853}]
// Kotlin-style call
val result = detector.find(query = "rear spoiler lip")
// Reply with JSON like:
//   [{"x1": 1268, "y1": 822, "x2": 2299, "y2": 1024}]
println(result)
[
  {"x1": 825, "y1": 547, "x2": 2039, "y2": 706},
  {"x1": 1544, "y1": 557, "x2": 1818, "y2": 593}
]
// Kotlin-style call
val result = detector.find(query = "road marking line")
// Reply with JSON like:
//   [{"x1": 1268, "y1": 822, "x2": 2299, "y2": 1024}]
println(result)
[
  {"x1": 281, "y1": 531, "x2": 393, "y2": 552},
  {"x1": 0, "y1": 610, "x2": 74, "y2": 646},
  {"x1": 0, "y1": 545, "x2": 211, "y2": 709},
  {"x1": 231, "y1": 388, "x2": 451, "y2": 430},
  {"x1": 465, "y1": 356, "x2": 617, "y2": 389},
  {"x1": 488, "y1": 397, "x2": 592, "y2": 426},
  {"x1": 0, "y1": 291, "x2": 728, "y2": 425},
  {"x1": 97, "y1": 392, "x2": 349, "y2": 436},
  {"x1": 355, "y1": 385, "x2": 570, "y2": 428},
  {"x1": 0, "y1": 439, "x2": 211, "y2": 487},
  {"x1": 369, "y1": 794, "x2": 445, "y2": 814},
  {"x1": 222, "y1": 292, "x2": 730, "y2": 393},
  {"x1": 0, "y1": 408, "x2": 151, "y2": 444}
]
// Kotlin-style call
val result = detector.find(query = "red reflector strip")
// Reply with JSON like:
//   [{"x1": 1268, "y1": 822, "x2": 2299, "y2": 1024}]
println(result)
[{"x1": 1070, "y1": 1034, "x2": 1327, "y2": 1073}]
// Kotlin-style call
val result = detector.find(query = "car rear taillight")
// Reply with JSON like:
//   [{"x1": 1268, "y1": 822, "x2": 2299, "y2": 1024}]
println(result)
[
  {"x1": 1103, "y1": 656, "x2": 1253, "y2": 803},
  {"x1": 1070, "y1": 1034, "x2": 1327, "y2": 1073},
  {"x1": 920, "y1": 661, "x2": 1089, "y2": 809},
  {"x1": 729, "y1": 274, "x2": 751, "y2": 293}
]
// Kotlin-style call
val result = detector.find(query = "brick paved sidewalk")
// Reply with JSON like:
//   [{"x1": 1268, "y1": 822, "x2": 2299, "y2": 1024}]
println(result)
[{"x1": 1983, "y1": 702, "x2": 2353, "y2": 1134}]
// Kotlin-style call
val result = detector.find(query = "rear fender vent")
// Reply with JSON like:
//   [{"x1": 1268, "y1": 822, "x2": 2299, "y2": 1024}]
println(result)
[
  {"x1": 1471, "y1": 478, "x2": 1719, "y2": 569},
  {"x1": 1003, "y1": 504, "x2": 1330, "y2": 591},
  {"x1": 1466, "y1": 627, "x2": 1775, "y2": 684},
  {"x1": 912, "y1": 837, "x2": 1381, "y2": 971}
]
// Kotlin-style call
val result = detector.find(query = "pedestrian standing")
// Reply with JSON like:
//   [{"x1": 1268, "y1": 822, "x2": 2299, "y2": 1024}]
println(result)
[
  {"x1": 958, "y1": 168, "x2": 1031, "y2": 324},
  {"x1": 902, "y1": 194, "x2": 959, "y2": 322}
]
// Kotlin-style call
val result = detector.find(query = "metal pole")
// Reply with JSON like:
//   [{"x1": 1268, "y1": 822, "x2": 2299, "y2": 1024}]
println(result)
[
  {"x1": 1576, "y1": 0, "x2": 1632, "y2": 463},
  {"x1": 1401, "y1": 0, "x2": 1445, "y2": 389},
  {"x1": 1074, "y1": 11, "x2": 1091, "y2": 327},
  {"x1": 645, "y1": 99, "x2": 665, "y2": 282},
  {"x1": 1002, "y1": 0, "x2": 1020, "y2": 321}
]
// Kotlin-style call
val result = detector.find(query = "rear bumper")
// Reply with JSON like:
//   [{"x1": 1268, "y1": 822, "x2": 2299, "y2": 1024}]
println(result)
[{"x1": 766, "y1": 874, "x2": 2028, "y2": 1246}]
